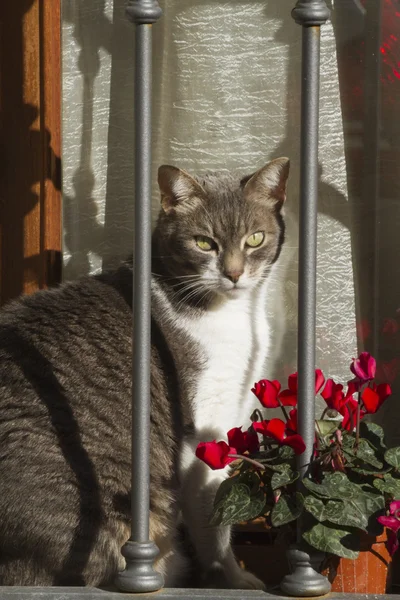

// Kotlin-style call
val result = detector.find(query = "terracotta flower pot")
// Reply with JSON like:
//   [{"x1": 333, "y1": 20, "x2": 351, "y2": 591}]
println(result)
[{"x1": 321, "y1": 531, "x2": 392, "y2": 593}]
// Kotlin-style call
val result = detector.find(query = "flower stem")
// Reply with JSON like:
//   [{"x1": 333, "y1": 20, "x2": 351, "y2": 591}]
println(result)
[
  {"x1": 320, "y1": 407, "x2": 330, "y2": 420},
  {"x1": 255, "y1": 409, "x2": 264, "y2": 423},
  {"x1": 277, "y1": 396, "x2": 290, "y2": 422},
  {"x1": 227, "y1": 453, "x2": 266, "y2": 471}
]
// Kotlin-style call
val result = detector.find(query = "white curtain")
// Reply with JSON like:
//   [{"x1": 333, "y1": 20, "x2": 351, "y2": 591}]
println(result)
[{"x1": 62, "y1": 0, "x2": 358, "y2": 404}]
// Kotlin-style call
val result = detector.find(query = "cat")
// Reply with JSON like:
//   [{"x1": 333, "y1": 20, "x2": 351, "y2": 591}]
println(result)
[{"x1": 0, "y1": 156, "x2": 289, "y2": 589}]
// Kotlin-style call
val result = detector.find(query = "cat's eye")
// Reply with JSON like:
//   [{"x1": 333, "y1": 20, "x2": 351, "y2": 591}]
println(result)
[
  {"x1": 195, "y1": 236, "x2": 217, "y2": 252},
  {"x1": 246, "y1": 232, "x2": 265, "y2": 248}
]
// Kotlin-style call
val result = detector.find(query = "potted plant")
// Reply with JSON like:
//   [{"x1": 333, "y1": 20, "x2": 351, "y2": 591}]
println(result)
[{"x1": 196, "y1": 353, "x2": 400, "y2": 594}]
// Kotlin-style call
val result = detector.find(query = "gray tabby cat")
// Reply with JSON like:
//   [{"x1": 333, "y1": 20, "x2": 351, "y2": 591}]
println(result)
[{"x1": 0, "y1": 157, "x2": 289, "y2": 588}]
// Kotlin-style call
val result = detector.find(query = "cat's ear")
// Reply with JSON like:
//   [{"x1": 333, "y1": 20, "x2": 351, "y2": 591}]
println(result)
[
  {"x1": 158, "y1": 165, "x2": 205, "y2": 213},
  {"x1": 241, "y1": 157, "x2": 290, "y2": 210}
]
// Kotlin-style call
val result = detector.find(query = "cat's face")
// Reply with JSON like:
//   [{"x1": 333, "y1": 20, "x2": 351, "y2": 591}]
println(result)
[{"x1": 154, "y1": 158, "x2": 289, "y2": 301}]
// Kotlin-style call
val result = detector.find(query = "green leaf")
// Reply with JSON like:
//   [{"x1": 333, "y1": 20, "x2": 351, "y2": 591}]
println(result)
[
  {"x1": 265, "y1": 461, "x2": 293, "y2": 472},
  {"x1": 350, "y1": 465, "x2": 391, "y2": 476},
  {"x1": 304, "y1": 496, "x2": 331, "y2": 520},
  {"x1": 356, "y1": 439, "x2": 383, "y2": 469},
  {"x1": 303, "y1": 478, "x2": 331, "y2": 498},
  {"x1": 214, "y1": 475, "x2": 239, "y2": 507},
  {"x1": 278, "y1": 445, "x2": 295, "y2": 460},
  {"x1": 211, "y1": 483, "x2": 266, "y2": 526},
  {"x1": 213, "y1": 471, "x2": 259, "y2": 506},
  {"x1": 342, "y1": 432, "x2": 356, "y2": 450},
  {"x1": 303, "y1": 472, "x2": 358, "y2": 500},
  {"x1": 360, "y1": 421, "x2": 386, "y2": 452},
  {"x1": 304, "y1": 497, "x2": 365, "y2": 530},
  {"x1": 271, "y1": 492, "x2": 303, "y2": 527},
  {"x1": 271, "y1": 465, "x2": 299, "y2": 490},
  {"x1": 304, "y1": 492, "x2": 384, "y2": 530},
  {"x1": 373, "y1": 474, "x2": 400, "y2": 497},
  {"x1": 302, "y1": 523, "x2": 360, "y2": 559},
  {"x1": 385, "y1": 447, "x2": 400, "y2": 470}
]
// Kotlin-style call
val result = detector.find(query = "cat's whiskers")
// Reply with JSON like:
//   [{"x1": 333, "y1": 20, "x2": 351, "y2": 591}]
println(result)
[
  {"x1": 169, "y1": 280, "x2": 201, "y2": 290},
  {"x1": 192, "y1": 287, "x2": 214, "y2": 310},
  {"x1": 169, "y1": 281, "x2": 205, "y2": 304},
  {"x1": 168, "y1": 278, "x2": 209, "y2": 292},
  {"x1": 173, "y1": 281, "x2": 217, "y2": 312},
  {"x1": 152, "y1": 274, "x2": 204, "y2": 287}
]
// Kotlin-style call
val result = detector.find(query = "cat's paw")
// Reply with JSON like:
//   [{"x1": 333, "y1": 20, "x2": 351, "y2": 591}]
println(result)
[
  {"x1": 229, "y1": 568, "x2": 266, "y2": 591},
  {"x1": 201, "y1": 565, "x2": 266, "y2": 591}
]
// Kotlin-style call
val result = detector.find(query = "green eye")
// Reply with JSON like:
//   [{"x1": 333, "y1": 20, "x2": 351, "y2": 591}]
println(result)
[
  {"x1": 246, "y1": 232, "x2": 265, "y2": 248},
  {"x1": 196, "y1": 236, "x2": 216, "y2": 251}
]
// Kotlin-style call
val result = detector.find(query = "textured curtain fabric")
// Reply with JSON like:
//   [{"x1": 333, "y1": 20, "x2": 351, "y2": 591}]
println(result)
[{"x1": 62, "y1": 0, "x2": 370, "y2": 412}]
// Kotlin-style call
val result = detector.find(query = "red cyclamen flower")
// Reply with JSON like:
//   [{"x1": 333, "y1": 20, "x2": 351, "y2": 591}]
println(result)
[
  {"x1": 251, "y1": 379, "x2": 286, "y2": 408},
  {"x1": 195, "y1": 441, "x2": 237, "y2": 470},
  {"x1": 286, "y1": 408, "x2": 298, "y2": 434},
  {"x1": 253, "y1": 418, "x2": 306, "y2": 455},
  {"x1": 362, "y1": 383, "x2": 392, "y2": 414},
  {"x1": 377, "y1": 500, "x2": 400, "y2": 556},
  {"x1": 321, "y1": 379, "x2": 345, "y2": 412},
  {"x1": 341, "y1": 397, "x2": 362, "y2": 432},
  {"x1": 227, "y1": 426, "x2": 259, "y2": 454},
  {"x1": 321, "y1": 379, "x2": 364, "y2": 431},
  {"x1": 279, "y1": 369, "x2": 325, "y2": 405},
  {"x1": 350, "y1": 352, "x2": 376, "y2": 383}
]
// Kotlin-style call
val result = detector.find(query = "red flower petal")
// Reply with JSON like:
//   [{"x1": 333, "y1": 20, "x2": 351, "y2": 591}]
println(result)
[
  {"x1": 376, "y1": 382, "x2": 392, "y2": 403},
  {"x1": 253, "y1": 418, "x2": 286, "y2": 442},
  {"x1": 227, "y1": 427, "x2": 247, "y2": 454},
  {"x1": 315, "y1": 369, "x2": 325, "y2": 393},
  {"x1": 253, "y1": 417, "x2": 305, "y2": 455},
  {"x1": 362, "y1": 383, "x2": 392, "y2": 414},
  {"x1": 288, "y1": 372, "x2": 298, "y2": 393},
  {"x1": 195, "y1": 441, "x2": 236, "y2": 470},
  {"x1": 251, "y1": 379, "x2": 281, "y2": 409},
  {"x1": 346, "y1": 380, "x2": 359, "y2": 398},
  {"x1": 277, "y1": 388, "x2": 298, "y2": 406},
  {"x1": 286, "y1": 408, "x2": 298, "y2": 434},
  {"x1": 340, "y1": 398, "x2": 361, "y2": 431},
  {"x1": 246, "y1": 429, "x2": 260, "y2": 453},
  {"x1": 283, "y1": 434, "x2": 306, "y2": 455},
  {"x1": 390, "y1": 500, "x2": 400, "y2": 516},
  {"x1": 281, "y1": 369, "x2": 324, "y2": 402},
  {"x1": 350, "y1": 352, "x2": 376, "y2": 383},
  {"x1": 227, "y1": 426, "x2": 259, "y2": 454},
  {"x1": 321, "y1": 379, "x2": 345, "y2": 411},
  {"x1": 361, "y1": 387, "x2": 380, "y2": 414},
  {"x1": 377, "y1": 515, "x2": 400, "y2": 533},
  {"x1": 252, "y1": 420, "x2": 269, "y2": 436}
]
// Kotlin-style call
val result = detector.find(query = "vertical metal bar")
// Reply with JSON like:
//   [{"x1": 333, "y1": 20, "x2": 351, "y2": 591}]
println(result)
[
  {"x1": 115, "y1": 0, "x2": 163, "y2": 593},
  {"x1": 296, "y1": 25, "x2": 321, "y2": 480},
  {"x1": 132, "y1": 22, "x2": 152, "y2": 545},
  {"x1": 281, "y1": 1, "x2": 331, "y2": 596}
]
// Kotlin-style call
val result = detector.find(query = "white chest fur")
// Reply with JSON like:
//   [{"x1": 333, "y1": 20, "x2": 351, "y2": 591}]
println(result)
[{"x1": 185, "y1": 282, "x2": 270, "y2": 438}]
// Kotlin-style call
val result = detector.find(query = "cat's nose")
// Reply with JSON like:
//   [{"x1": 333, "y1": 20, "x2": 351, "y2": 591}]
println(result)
[{"x1": 225, "y1": 270, "x2": 243, "y2": 284}]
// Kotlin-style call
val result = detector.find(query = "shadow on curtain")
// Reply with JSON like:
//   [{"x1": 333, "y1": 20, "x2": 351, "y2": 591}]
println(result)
[{"x1": 61, "y1": 0, "x2": 400, "y2": 426}]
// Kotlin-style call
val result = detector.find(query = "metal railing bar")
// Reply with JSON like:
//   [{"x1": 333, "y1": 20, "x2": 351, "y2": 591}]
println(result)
[
  {"x1": 280, "y1": 1, "x2": 331, "y2": 596},
  {"x1": 115, "y1": 0, "x2": 163, "y2": 593}
]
